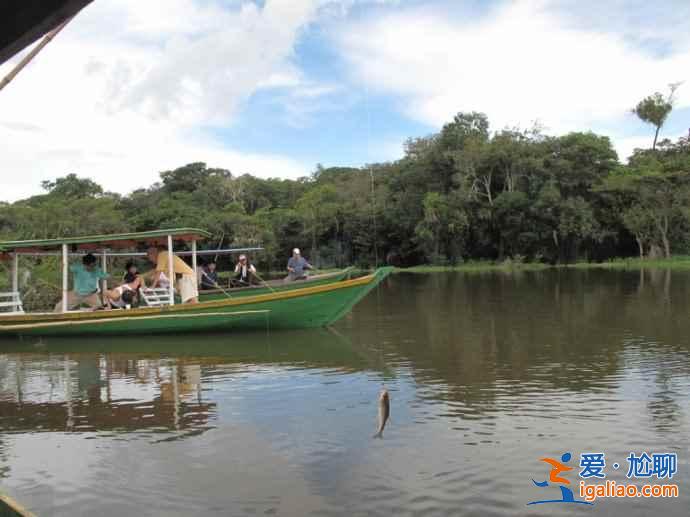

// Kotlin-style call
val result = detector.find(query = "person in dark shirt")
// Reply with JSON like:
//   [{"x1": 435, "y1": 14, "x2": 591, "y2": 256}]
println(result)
[
  {"x1": 200, "y1": 261, "x2": 219, "y2": 290},
  {"x1": 123, "y1": 261, "x2": 139, "y2": 283}
]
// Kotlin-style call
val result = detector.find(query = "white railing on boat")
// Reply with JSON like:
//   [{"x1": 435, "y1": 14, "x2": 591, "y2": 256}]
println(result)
[
  {"x1": 139, "y1": 288, "x2": 172, "y2": 307},
  {"x1": 0, "y1": 291, "x2": 24, "y2": 314}
]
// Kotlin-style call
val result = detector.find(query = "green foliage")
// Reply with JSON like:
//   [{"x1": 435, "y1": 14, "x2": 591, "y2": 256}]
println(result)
[
  {"x1": 40, "y1": 173, "x2": 104, "y2": 198},
  {"x1": 414, "y1": 192, "x2": 468, "y2": 264},
  {"x1": 3, "y1": 111, "x2": 690, "y2": 270},
  {"x1": 632, "y1": 85, "x2": 679, "y2": 150},
  {"x1": 633, "y1": 93, "x2": 672, "y2": 130}
]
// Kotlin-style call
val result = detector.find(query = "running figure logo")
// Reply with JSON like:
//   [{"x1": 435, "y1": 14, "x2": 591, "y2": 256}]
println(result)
[{"x1": 528, "y1": 452, "x2": 593, "y2": 506}]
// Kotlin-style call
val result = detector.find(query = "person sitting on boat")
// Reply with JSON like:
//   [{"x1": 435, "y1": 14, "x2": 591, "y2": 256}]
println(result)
[
  {"x1": 285, "y1": 248, "x2": 312, "y2": 281},
  {"x1": 54, "y1": 253, "x2": 109, "y2": 312},
  {"x1": 123, "y1": 261, "x2": 139, "y2": 283},
  {"x1": 102, "y1": 276, "x2": 142, "y2": 309},
  {"x1": 151, "y1": 270, "x2": 171, "y2": 290},
  {"x1": 200, "y1": 261, "x2": 220, "y2": 290},
  {"x1": 145, "y1": 246, "x2": 198, "y2": 304},
  {"x1": 232, "y1": 255, "x2": 257, "y2": 287}
]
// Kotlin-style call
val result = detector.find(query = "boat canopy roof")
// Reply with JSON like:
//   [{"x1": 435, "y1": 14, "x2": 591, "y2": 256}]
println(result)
[
  {"x1": 1, "y1": 1, "x2": 94, "y2": 66},
  {"x1": 0, "y1": 228, "x2": 211, "y2": 253}
]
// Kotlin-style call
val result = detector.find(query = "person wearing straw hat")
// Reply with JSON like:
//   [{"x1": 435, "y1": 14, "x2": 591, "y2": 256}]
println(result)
[
  {"x1": 232, "y1": 254, "x2": 257, "y2": 287},
  {"x1": 285, "y1": 248, "x2": 312, "y2": 282}
]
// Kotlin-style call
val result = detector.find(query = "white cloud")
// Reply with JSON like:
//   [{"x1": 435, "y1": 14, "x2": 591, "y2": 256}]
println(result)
[
  {"x1": 0, "y1": 0, "x2": 324, "y2": 202},
  {"x1": 333, "y1": 0, "x2": 690, "y2": 148},
  {"x1": 547, "y1": 0, "x2": 690, "y2": 55},
  {"x1": 3, "y1": 0, "x2": 687, "y2": 203},
  {"x1": 0, "y1": 119, "x2": 308, "y2": 200},
  {"x1": 613, "y1": 136, "x2": 656, "y2": 163}
]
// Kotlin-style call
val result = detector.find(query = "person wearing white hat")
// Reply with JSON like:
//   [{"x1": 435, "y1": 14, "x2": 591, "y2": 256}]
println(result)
[
  {"x1": 286, "y1": 248, "x2": 313, "y2": 282},
  {"x1": 232, "y1": 254, "x2": 257, "y2": 286}
]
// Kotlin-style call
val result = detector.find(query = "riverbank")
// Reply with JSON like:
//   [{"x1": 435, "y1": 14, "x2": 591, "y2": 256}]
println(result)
[{"x1": 395, "y1": 256, "x2": 690, "y2": 273}]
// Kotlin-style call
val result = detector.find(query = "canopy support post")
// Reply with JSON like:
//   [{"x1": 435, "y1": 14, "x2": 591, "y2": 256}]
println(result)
[
  {"x1": 191, "y1": 239, "x2": 198, "y2": 286},
  {"x1": 61, "y1": 244, "x2": 69, "y2": 313},
  {"x1": 11, "y1": 253, "x2": 19, "y2": 294},
  {"x1": 101, "y1": 250, "x2": 108, "y2": 291},
  {"x1": 167, "y1": 235, "x2": 175, "y2": 306}
]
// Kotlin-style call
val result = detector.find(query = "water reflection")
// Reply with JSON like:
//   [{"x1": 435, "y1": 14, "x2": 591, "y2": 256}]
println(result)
[
  {"x1": 0, "y1": 329, "x2": 375, "y2": 438},
  {"x1": 345, "y1": 269, "x2": 690, "y2": 406},
  {"x1": 0, "y1": 270, "x2": 689, "y2": 516}
]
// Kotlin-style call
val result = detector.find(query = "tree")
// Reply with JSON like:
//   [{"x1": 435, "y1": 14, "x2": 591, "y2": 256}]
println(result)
[
  {"x1": 632, "y1": 84, "x2": 680, "y2": 151},
  {"x1": 295, "y1": 184, "x2": 340, "y2": 265},
  {"x1": 601, "y1": 139, "x2": 690, "y2": 259},
  {"x1": 543, "y1": 132, "x2": 618, "y2": 199},
  {"x1": 414, "y1": 192, "x2": 468, "y2": 264},
  {"x1": 493, "y1": 191, "x2": 533, "y2": 259},
  {"x1": 5, "y1": 112, "x2": 690, "y2": 269},
  {"x1": 621, "y1": 206, "x2": 655, "y2": 258},
  {"x1": 159, "y1": 162, "x2": 230, "y2": 193},
  {"x1": 557, "y1": 196, "x2": 599, "y2": 261},
  {"x1": 41, "y1": 173, "x2": 104, "y2": 198}
]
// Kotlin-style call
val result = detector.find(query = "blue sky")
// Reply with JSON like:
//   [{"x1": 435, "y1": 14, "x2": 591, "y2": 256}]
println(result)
[{"x1": 0, "y1": 0, "x2": 689, "y2": 201}]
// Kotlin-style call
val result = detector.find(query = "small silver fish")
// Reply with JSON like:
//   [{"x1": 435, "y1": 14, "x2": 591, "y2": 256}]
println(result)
[{"x1": 373, "y1": 389, "x2": 390, "y2": 438}]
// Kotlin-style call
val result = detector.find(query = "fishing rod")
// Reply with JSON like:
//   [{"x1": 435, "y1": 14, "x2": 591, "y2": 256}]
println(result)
[
  {"x1": 364, "y1": 82, "x2": 379, "y2": 267},
  {"x1": 213, "y1": 232, "x2": 225, "y2": 264},
  {"x1": 251, "y1": 270, "x2": 276, "y2": 294},
  {"x1": 200, "y1": 270, "x2": 233, "y2": 299}
]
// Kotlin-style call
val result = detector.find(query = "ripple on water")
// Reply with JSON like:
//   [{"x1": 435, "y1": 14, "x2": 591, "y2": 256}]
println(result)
[{"x1": 3, "y1": 272, "x2": 690, "y2": 515}]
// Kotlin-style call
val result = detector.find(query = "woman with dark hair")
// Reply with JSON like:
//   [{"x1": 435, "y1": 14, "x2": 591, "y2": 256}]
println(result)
[
  {"x1": 103, "y1": 276, "x2": 142, "y2": 309},
  {"x1": 123, "y1": 261, "x2": 139, "y2": 283}
]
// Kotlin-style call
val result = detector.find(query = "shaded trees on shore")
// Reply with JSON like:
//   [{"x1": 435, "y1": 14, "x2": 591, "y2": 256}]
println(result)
[{"x1": 2, "y1": 111, "x2": 689, "y2": 269}]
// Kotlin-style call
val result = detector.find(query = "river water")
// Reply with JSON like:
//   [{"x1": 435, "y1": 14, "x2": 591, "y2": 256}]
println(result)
[{"x1": 1, "y1": 269, "x2": 688, "y2": 516}]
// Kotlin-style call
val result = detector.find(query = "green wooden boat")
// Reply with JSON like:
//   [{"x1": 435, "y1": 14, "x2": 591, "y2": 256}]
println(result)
[
  {"x1": 0, "y1": 228, "x2": 391, "y2": 337},
  {"x1": 0, "y1": 267, "x2": 390, "y2": 337}
]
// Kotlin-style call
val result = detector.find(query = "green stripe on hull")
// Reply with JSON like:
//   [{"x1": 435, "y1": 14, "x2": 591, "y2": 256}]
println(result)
[{"x1": 5, "y1": 310, "x2": 273, "y2": 337}]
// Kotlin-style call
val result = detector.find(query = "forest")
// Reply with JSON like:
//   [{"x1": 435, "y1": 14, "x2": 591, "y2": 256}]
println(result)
[{"x1": 1, "y1": 91, "x2": 689, "y2": 271}]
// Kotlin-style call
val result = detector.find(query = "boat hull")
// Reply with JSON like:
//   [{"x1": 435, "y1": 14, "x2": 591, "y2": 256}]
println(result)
[{"x1": 0, "y1": 268, "x2": 391, "y2": 337}]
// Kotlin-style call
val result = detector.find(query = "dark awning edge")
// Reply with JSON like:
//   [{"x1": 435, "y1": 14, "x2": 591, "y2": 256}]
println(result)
[{"x1": 0, "y1": 0, "x2": 94, "y2": 66}]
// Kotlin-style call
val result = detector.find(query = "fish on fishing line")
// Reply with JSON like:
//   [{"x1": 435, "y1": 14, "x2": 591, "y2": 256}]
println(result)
[{"x1": 374, "y1": 388, "x2": 390, "y2": 438}]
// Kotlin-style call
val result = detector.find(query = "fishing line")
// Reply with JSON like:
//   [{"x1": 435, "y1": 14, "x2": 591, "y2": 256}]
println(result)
[
  {"x1": 364, "y1": 82, "x2": 380, "y2": 268},
  {"x1": 364, "y1": 81, "x2": 384, "y2": 366},
  {"x1": 251, "y1": 270, "x2": 276, "y2": 293},
  {"x1": 213, "y1": 231, "x2": 225, "y2": 264}
]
